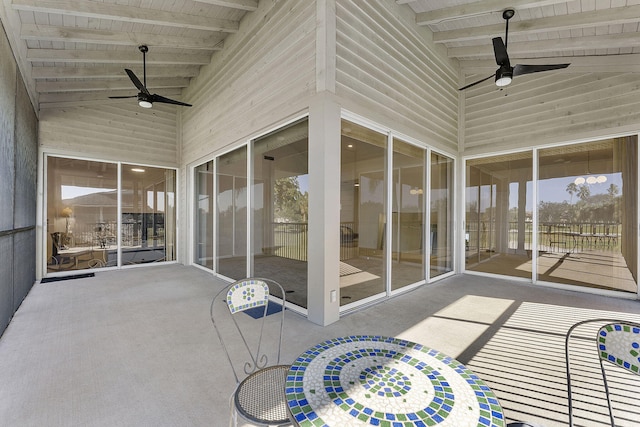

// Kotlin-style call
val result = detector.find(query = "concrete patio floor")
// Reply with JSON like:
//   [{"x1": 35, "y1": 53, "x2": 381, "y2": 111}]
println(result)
[{"x1": 1, "y1": 264, "x2": 639, "y2": 426}]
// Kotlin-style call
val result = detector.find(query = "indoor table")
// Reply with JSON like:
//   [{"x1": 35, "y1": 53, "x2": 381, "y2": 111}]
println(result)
[{"x1": 286, "y1": 335, "x2": 505, "y2": 427}]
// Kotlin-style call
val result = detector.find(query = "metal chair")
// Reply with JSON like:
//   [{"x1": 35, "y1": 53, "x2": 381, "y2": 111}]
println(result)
[
  {"x1": 565, "y1": 319, "x2": 640, "y2": 427},
  {"x1": 210, "y1": 278, "x2": 291, "y2": 427}
]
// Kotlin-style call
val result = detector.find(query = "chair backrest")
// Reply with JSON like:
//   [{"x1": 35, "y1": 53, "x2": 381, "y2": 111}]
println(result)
[
  {"x1": 566, "y1": 319, "x2": 640, "y2": 427},
  {"x1": 210, "y1": 278, "x2": 286, "y2": 384},
  {"x1": 597, "y1": 322, "x2": 640, "y2": 375}
]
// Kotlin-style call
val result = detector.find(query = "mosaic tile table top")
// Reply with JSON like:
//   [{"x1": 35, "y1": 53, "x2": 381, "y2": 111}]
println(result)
[{"x1": 286, "y1": 335, "x2": 505, "y2": 427}]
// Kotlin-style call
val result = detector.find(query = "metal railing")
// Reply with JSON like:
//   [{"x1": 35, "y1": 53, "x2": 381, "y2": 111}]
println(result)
[{"x1": 466, "y1": 220, "x2": 621, "y2": 253}]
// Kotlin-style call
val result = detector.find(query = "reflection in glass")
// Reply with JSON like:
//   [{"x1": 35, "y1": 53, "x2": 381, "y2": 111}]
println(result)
[
  {"x1": 466, "y1": 152, "x2": 533, "y2": 279},
  {"x1": 47, "y1": 157, "x2": 118, "y2": 271},
  {"x1": 537, "y1": 138, "x2": 637, "y2": 293},
  {"x1": 391, "y1": 138, "x2": 425, "y2": 289},
  {"x1": 195, "y1": 161, "x2": 213, "y2": 269},
  {"x1": 216, "y1": 147, "x2": 247, "y2": 279},
  {"x1": 252, "y1": 119, "x2": 308, "y2": 307},
  {"x1": 431, "y1": 152, "x2": 453, "y2": 278},
  {"x1": 340, "y1": 120, "x2": 387, "y2": 305},
  {"x1": 121, "y1": 164, "x2": 176, "y2": 265},
  {"x1": 46, "y1": 157, "x2": 176, "y2": 272}
]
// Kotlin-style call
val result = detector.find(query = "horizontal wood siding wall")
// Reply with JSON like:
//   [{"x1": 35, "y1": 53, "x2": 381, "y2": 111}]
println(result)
[
  {"x1": 463, "y1": 72, "x2": 640, "y2": 155},
  {"x1": 335, "y1": 1, "x2": 459, "y2": 152},
  {"x1": 39, "y1": 103, "x2": 177, "y2": 166},
  {"x1": 180, "y1": 0, "x2": 316, "y2": 166}
]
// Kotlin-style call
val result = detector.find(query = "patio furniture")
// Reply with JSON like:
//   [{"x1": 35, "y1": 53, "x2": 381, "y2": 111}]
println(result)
[
  {"x1": 565, "y1": 319, "x2": 640, "y2": 427},
  {"x1": 285, "y1": 335, "x2": 505, "y2": 426},
  {"x1": 210, "y1": 278, "x2": 291, "y2": 427}
]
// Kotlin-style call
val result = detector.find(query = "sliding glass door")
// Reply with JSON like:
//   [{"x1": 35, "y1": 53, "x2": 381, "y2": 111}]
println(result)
[
  {"x1": 46, "y1": 156, "x2": 176, "y2": 273},
  {"x1": 340, "y1": 120, "x2": 387, "y2": 305},
  {"x1": 464, "y1": 136, "x2": 637, "y2": 294},
  {"x1": 465, "y1": 152, "x2": 533, "y2": 279},
  {"x1": 537, "y1": 137, "x2": 637, "y2": 293}
]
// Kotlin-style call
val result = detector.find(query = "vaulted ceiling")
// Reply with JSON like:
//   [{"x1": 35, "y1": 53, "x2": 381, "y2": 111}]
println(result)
[
  {"x1": 402, "y1": 0, "x2": 640, "y2": 85},
  {"x1": 1, "y1": 0, "x2": 639, "y2": 110}
]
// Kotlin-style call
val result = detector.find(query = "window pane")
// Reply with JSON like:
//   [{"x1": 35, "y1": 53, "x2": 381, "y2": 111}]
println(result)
[
  {"x1": 391, "y1": 138, "x2": 425, "y2": 289},
  {"x1": 121, "y1": 164, "x2": 176, "y2": 265},
  {"x1": 195, "y1": 161, "x2": 213, "y2": 269},
  {"x1": 537, "y1": 138, "x2": 637, "y2": 293},
  {"x1": 47, "y1": 157, "x2": 117, "y2": 271},
  {"x1": 252, "y1": 119, "x2": 308, "y2": 307},
  {"x1": 431, "y1": 152, "x2": 454, "y2": 278},
  {"x1": 340, "y1": 120, "x2": 387, "y2": 305},
  {"x1": 466, "y1": 152, "x2": 533, "y2": 279},
  {"x1": 216, "y1": 147, "x2": 247, "y2": 279}
]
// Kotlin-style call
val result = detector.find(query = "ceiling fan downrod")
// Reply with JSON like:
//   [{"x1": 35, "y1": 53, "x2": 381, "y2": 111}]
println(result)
[
  {"x1": 502, "y1": 9, "x2": 515, "y2": 50},
  {"x1": 139, "y1": 45, "x2": 148, "y2": 87}
]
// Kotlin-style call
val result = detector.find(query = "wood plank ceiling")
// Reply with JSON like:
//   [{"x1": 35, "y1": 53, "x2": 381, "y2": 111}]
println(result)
[
  {"x1": 401, "y1": 0, "x2": 640, "y2": 88},
  {"x1": 0, "y1": 0, "x2": 257, "y2": 109},
  {"x1": 1, "y1": 0, "x2": 639, "y2": 110}
]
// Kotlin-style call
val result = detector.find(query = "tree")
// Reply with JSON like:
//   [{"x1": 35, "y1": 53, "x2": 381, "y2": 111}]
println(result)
[
  {"x1": 566, "y1": 182, "x2": 578, "y2": 204},
  {"x1": 607, "y1": 183, "x2": 619, "y2": 199},
  {"x1": 577, "y1": 184, "x2": 591, "y2": 202},
  {"x1": 273, "y1": 176, "x2": 307, "y2": 222}
]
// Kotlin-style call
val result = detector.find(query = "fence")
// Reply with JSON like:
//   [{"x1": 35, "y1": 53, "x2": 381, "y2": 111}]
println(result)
[{"x1": 466, "y1": 221, "x2": 621, "y2": 254}]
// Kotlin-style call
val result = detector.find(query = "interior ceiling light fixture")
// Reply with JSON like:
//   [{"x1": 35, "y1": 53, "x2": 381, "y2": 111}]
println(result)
[
  {"x1": 459, "y1": 9, "x2": 570, "y2": 91},
  {"x1": 575, "y1": 175, "x2": 607, "y2": 185},
  {"x1": 131, "y1": 168, "x2": 146, "y2": 173},
  {"x1": 109, "y1": 45, "x2": 192, "y2": 109}
]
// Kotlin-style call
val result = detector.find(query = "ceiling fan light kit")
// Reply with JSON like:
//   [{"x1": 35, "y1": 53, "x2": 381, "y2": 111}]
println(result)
[
  {"x1": 109, "y1": 45, "x2": 192, "y2": 108},
  {"x1": 459, "y1": 9, "x2": 570, "y2": 91}
]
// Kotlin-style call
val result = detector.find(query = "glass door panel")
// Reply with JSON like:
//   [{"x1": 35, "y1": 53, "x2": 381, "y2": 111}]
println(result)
[
  {"x1": 252, "y1": 119, "x2": 308, "y2": 307},
  {"x1": 537, "y1": 138, "x2": 637, "y2": 293},
  {"x1": 466, "y1": 152, "x2": 533, "y2": 279},
  {"x1": 391, "y1": 138, "x2": 425, "y2": 290},
  {"x1": 340, "y1": 120, "x2": 387, "y2": 305},
  {"x1": 195, "y1": 161, "x2": 213, "y2": 269},
  {"x1": 216, "y1": 147, "x2": 247, "y2": 279},
  {"x1": 121, "y1": 164, "x2": 176, "y2": 265},
  {"x1": 430, "y1": 152, "x2": 453, "y2": 278},
  {"x1": 46, "y1": 157, "x2": 118, "y2": 271}
]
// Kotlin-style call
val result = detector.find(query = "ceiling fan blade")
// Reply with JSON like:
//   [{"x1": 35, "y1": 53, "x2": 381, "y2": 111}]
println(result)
[
  {"x1": 492, "y1": 37, "x2": 510, "y2": 67},
  {"x1": 459, "y1": 74, "x2": 495, "y2": 91},
  {"x1": 124, "y1": 69, "x2": 150, "y2": 95},
  {"x1": 150, "y1": 94, "x2": 192, "y2": 107},
  {"x1": 108, "y1": 95, "x2": 138, "y2": 99},
  {"x1": 513, "y1": 63, "x2": 570, "y2": 77}
]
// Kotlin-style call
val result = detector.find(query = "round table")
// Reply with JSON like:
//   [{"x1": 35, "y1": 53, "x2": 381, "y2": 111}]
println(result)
[{"x1": 285, "y1": 335, "x2": 505, "y2": 427}]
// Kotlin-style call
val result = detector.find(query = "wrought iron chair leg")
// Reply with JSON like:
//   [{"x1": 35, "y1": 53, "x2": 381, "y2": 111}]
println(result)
[
  {"x1": 229, "y1": 392, "x2": 236, "y2": 427},
  {"x1": 600, "y1": 359, "x2": 616, "y2": 427}
]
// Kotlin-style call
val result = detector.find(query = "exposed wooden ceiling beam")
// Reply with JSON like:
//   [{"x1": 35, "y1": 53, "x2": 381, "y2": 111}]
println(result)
[
  {"x1": 12, "y1": 0, "x2": 239, "y2": 33},
  {"x1": 36, "y1": 78, "x2": 191, "y2": 93},
  {"x1": 448, "y1": 33, "x2": 640, "y2": 59},
  {"x1": 459, "y1": 54, "x2": 640, "y2": 74},
  {"x1": 416, "y1": 0, "x2": 572, "y2": 25},
  {"x1": 26, "y1": 49, "x2": 212, "y2": 65},
  {"x1": 21, "y1": 25, "x2": 224, "y2": 50},
  {"x1": 434, "y1": 5, "x2": 640, "y2": 43},
  {"x1": 192, "y1": 0, "x2": 258, "y2": 12},
  {"x1": 31, "y1": 65, "x2": 201, "y2": 80}
]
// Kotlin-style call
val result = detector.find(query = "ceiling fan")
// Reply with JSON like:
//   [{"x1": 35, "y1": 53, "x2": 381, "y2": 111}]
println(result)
[
  {"x1": 109, "y1": 45, "x2": 192, "y2": 108},
  {"x1": 459, "y1": 9, "x2": 570, "y2": 91}
]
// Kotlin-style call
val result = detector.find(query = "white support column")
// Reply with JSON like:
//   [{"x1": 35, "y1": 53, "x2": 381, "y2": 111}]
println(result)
[{"x1": 307, "y1": 93, "x2": 341, "y2": 326}]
